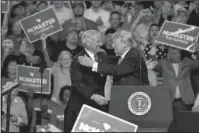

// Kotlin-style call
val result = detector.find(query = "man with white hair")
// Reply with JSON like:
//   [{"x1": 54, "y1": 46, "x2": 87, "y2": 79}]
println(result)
[
  {"x1": 78, "y1": 30, "x2": 149, "y2": 86},
  {"x1": 64, "y1": 30, "x2": 109, "y2": 132}
]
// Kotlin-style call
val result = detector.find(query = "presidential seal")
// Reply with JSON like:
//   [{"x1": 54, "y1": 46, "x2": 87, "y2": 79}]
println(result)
[{"x1": 128, "y1": 92, "x2": 151, "y2": 116}]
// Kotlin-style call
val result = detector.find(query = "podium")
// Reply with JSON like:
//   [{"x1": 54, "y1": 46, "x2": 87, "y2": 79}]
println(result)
[{"x1": 109, "y1": 86, "x2": 173, "y2": 131}]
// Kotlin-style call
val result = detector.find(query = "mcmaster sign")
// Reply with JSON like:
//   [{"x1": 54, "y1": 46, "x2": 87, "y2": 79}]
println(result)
[
  {"x1": 156, "y1": 21, "x2": 199, "y2": 53},
  {"x1": 20, "y1": 7, "x2": 62, "y2": 43},
  {"x1": 72, "y1": 105, "x2": 138, "y2": 132},
  {"x1": 17, "y1": 65, "x2": 51, "y2": 94}
]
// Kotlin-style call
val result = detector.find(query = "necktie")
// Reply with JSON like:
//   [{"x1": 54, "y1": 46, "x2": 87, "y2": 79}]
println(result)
[{"x1": 117, "y1": 57, "x2": 123, "y2": 65}]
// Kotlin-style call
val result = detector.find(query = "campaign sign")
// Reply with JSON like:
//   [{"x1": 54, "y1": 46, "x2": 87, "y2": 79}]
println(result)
[
  {"x1": 20, "y1": 7, "x2": 62, "y2": 43},
  {"x1": 16, "y1": 65, "x2": 51, "y2": 94},
  {"x1": 1, "y1": 1, "x2": 10, "y2": 13},
  {"x1": 156, "y1": 21, "x2": 199, "y2": 53},
  {"x1": 72, "y1": 105, "x2": 138, "y2": 132}
]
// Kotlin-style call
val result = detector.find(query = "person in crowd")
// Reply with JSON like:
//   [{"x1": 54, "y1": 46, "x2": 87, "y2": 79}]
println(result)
[
  {"x1": 24, "y1": 42, "x2": 46, "y2": 68},
  {"x1": 2, "y1": 39, "x2": 15, "y2": 64},
  {"x1": 6, "y1": 17, "x2": 25, "y2": 51},
  {"x1": 2, "y1": 88, "x2": 28, "y2": 132},
  {"x1": 101, "y1": 28, "x2": 116, "y2": 56},
  {"x1": 144, "y1": 24, "x2": 168, "y2": 86},
  {"x1": 109, "y1": 11, "x2": 122, "y2": 31},
  {"x1": 131, "y1": 8, "x2": 154, "y2": 46},
  {"x1": 62, "y1": 1, "x2": 98, "y2": 35},
  {"x1": 50, "y1": 51, "x2": 72, "y2": 104},
  {"x1": 172, "y1": 9, "x2": 189, "y2": 24},
  {"x1": 24, "y1": 1, "x2": 36, "y2": 16},
  {"x1": 188, "y1": 1, "x2": 199, "y2": 27},
  {"x1": 2, "y1": 54, "x2": 18, "y2": 80},
  {"x1": 1, "y1": 55, "x2": 29, "y2": 132},
  {"x1": 51, "y1": 1, "x2": 73, "y2": 25},
  {"x1": 158, "y1": 1, "x2": 173, "y2": 26},
  {"x1": 61, "y1": 27, "x2": 83, "y2": 57},
  {"x1": 59, "y1": 86, "x2": 72, "y2": 107},
  {"x1": 152, "y1": 1, "x2": 163, "y2": 24},
  {"x1": 112, "y1": 1, "x2": 125, "y2": 13},
  {"x1": 120, "y1": 2, "x2": 137, "y2": 30},
  {"x1": 78, "y1": 30, "x2": 149, "y2": 86},
  {"x1": 36, "y1": 1, "x2": 49, "y2": 12},
  {"x1": 9, "y1": 2, "x2": 27, "y2": 21},
  {"x1": 64, "y1": 30, "x2": 108, "y2": 132},
  {"x1": 43, "y1": 27, "x2": 82, "y2": 66},
  {"x1": 144, "y1": 24, "x2": 168, "y2": 60},
  {"x1": 84, "y1": 1, "x2": 110, "y2": 32},
  {"x1": 101, "y1": 1, "x2": 115, "y2": 12},
  {"x1": 147, "y1": 47, "x2": 199, "y2": 112}
]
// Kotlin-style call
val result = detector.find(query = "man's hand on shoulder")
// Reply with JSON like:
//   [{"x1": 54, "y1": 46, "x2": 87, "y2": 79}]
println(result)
[{"x1": 78, "y1": 55, "x2": 94, "y2": 67}]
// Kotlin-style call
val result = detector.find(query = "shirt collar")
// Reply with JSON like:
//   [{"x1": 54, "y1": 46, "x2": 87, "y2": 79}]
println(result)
[
  {"x1": 85, "y1": 49, "x2": 95, "y2": 61},
  {"x1": 121, "y1": 48, "x2": 130, "y2": 60}
]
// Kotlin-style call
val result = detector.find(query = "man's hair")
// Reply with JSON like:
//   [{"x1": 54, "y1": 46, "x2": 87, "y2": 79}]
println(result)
[
  {"x1": 81, "y1": 30, "x2": 101, "y2": 45},
  {"x1": 59, "y1": 86, "x2": 72, "y2": 102},
  {"x1": 105, "y1": 28, "x2": 116, "y2": 35},
  {"x1": 149, "y1": 24, "x2": 160, "y2": 29},
  {"x1": 112, "y1": 30, "x2": 133, "y2": 46},
  {"x1": 2, "y1": 54, "x2": 19, "y2": 78},
  {"x1": 110, "y1": 11, "x2": 121, "y2": 19}
]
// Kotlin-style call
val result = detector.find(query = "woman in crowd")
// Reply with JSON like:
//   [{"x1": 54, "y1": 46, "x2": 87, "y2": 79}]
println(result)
[
  {"x1": 50, "y1": 51, "x2": 72, "y2": 104},
  {"x1": 144, "y1": 24, "x2": 168, "y2": 86},
  {"x1": 2, "y1": 88, "x2": 28, "y2": 132},
  {"x1": 42, "y1": 34, "x2": 72, "y2": 104},
  {"x1": 158, "y1": 1, "x2": 173, "y2": 26},
  {"x1": 59, "y1": 86, "x2": 72, "y2": 107},
  {"x1": 1, "y1": 55, "x2": 28, "y2": 132}
]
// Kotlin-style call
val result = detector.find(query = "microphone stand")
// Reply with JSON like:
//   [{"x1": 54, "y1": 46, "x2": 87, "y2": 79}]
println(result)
[
  {"x1": 6, "y1": 93, "x2": 11, "y2": 132},
  {"x1": 1, "y1": 83, "x2": 21, "y2": 132},
  {"x1": 39, "y1": 65, "x2": 46, "y2": 125}
]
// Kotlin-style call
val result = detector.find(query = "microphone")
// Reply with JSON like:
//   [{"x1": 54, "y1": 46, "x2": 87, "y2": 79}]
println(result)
[{"x1": 1, "y1": 83, "x2": 21, "y2": 96}]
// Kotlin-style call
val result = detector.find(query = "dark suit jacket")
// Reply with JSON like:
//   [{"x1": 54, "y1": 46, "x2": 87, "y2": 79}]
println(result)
[
  {"x1": 97, "y1": 48, "x2": 149, "y2": 85},
  {"x1": 64, "y1": 50, "x2": 107, "y2": 132},
  {"x1": 155, "y1": 58, "x2": 199, "y2": 105}
]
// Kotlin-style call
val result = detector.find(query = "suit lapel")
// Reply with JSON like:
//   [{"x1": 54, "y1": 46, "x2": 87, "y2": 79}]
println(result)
[{"x1": 165, "y1": 59, "x2": 177, "y2": 78}]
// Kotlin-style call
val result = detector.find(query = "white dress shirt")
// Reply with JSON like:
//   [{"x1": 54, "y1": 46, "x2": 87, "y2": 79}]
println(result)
[{"x1": 172, "y1": 63, "x2": 181, "y2": 99}]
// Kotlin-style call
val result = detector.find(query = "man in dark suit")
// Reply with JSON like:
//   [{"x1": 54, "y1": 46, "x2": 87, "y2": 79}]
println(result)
[
  {"x1": 64, "y1": 30, "x2": 108, "y2": 132},
  {"x1": 78, "y1": 30, "x2": 149, "y2": 86}
]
